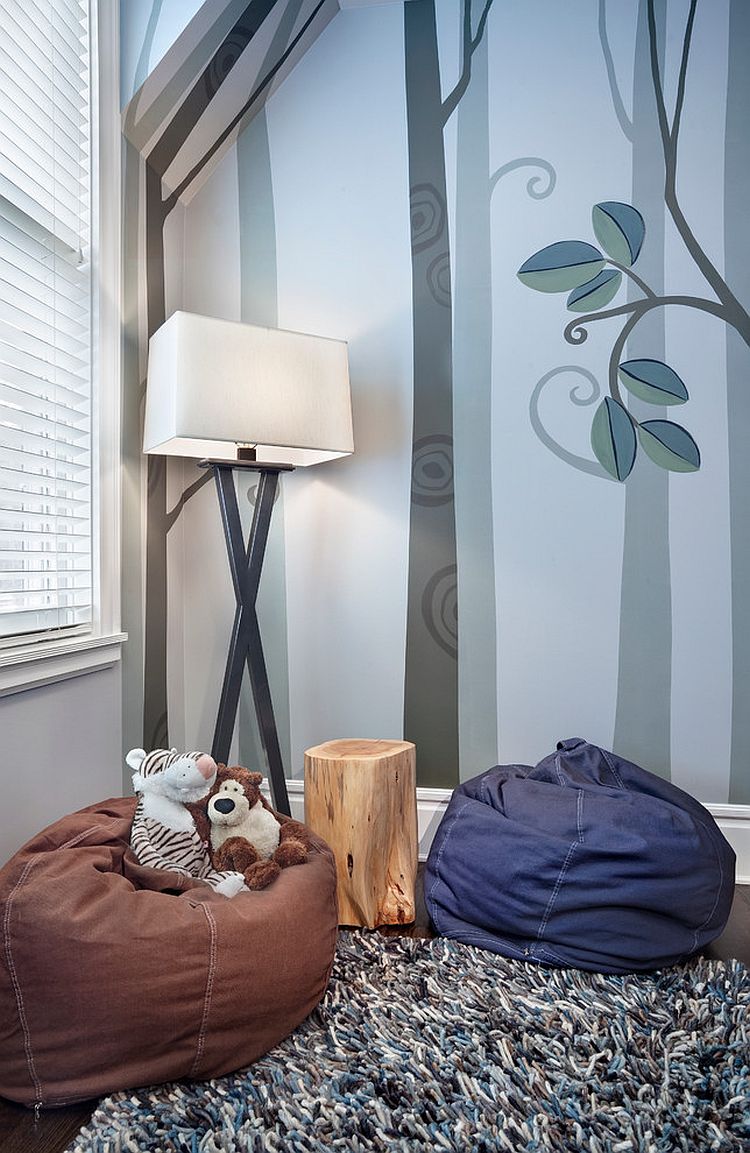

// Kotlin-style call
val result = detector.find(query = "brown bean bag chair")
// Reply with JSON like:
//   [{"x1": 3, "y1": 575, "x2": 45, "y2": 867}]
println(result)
[{"x1": 0, "y1": 796, "x2": 338, "y2": 1108}]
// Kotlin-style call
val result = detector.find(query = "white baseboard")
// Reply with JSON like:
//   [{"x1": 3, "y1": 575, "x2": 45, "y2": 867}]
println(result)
[
  {"x1": 708, "y1": 804, "x2": 750, "y2": 885},
  {"x1": 270, "y1": 781, "x2": 750, "y2": 885}
]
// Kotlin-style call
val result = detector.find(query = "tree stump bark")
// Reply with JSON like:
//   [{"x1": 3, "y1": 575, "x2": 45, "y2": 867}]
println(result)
[{"x1": 304, "y1": 739, "x2": 418, "y2": 928}]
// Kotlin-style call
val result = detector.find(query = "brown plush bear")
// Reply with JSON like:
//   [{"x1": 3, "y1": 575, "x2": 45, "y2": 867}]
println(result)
[{"x1": 194, "y1": 764, "x2": 311, "y2": 890}]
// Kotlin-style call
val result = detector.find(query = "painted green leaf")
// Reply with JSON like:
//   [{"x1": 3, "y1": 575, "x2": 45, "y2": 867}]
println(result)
[
  {"x1": 591, "y1": 397, "x2": 637, "y2": 481},
  {"x1": 618, "y1": 359, "x2": 689, "y2": 406},
  {"x1": 638, "y1": 420, "x2": 700, "y2": 472},
  {"x1": 567, "y1": 268, "x2": 622, "y2": 312},
  {"x1": 518, "y1": 241, "x2": 604, "y2": 293},
  {"x1": 592, "y1": 202, "x2": 645, "y2": 266}
]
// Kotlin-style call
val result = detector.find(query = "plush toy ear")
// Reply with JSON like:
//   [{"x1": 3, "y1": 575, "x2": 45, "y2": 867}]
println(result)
[
  {"x1": 126, "y1": 748, "x2": 147, "y2": 772},
  {"x1": 194, "y1": 753, "x2": 218, "y2": 782},
  {"x1": 246, "y1": 771, "x2": 263, "y2": 788}
]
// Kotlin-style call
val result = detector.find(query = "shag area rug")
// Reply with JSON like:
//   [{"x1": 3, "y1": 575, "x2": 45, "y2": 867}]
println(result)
[{"x1": 69, "y1": 933, "x2": 749, "y2": 1152}]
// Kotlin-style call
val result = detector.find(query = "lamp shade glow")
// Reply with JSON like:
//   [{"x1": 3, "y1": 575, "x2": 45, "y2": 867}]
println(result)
[{"x1": 143, "y1": 311, "x2": 354, "y2": 466}]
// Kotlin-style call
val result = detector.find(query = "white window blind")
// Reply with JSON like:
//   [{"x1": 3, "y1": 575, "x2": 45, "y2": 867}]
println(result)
[{"x1": 0, "y1": 0, "x2": 92, "y2": 642}]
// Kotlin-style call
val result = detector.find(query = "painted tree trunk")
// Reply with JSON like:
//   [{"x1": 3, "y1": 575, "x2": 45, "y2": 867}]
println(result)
[
  {"x1": 726, "y1": 0, "x2": 750, "y2": 803},
  {"x1": 453, "y1": 31, "x2": 498, "y2": 778},
  {"x1": 403, "y1": 0, "x2": 459, "y2": 788},
  {"x1": 143, "y1": 165, "x2": 170, "y2": 749},
  {"x1": 237, "y1": 106, "x2": 292, "y2": 777},
  {"x1": 121, "y1": 138, "x2": 147, "y2": 767},
  {"x1": 613, "y1": 0, "x2": 671, "y2": 779}
]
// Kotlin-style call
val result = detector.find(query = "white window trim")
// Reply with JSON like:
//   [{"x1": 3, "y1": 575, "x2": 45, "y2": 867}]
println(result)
[
  {"x1": 0, "y1": 632, "x2": 126, "y2": 697},
  {"x1": 0, "y1": 0, "x2": 126, "y2": 697}
]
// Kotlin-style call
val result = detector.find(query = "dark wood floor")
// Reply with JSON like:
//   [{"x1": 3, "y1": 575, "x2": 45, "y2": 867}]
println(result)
[{"x1": 1, "y1": 877, "x2": 747, "y2": 1153}]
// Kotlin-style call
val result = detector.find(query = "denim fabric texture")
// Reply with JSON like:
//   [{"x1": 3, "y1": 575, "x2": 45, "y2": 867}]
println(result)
[{"x1": 425, "y1": 738, "x2": 736, "y2": 973}]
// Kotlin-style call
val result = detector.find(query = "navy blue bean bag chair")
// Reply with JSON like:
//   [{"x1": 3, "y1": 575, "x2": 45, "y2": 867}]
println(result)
[{"x1": 425, "y1": 738, "x2": 735, "y2": 973}]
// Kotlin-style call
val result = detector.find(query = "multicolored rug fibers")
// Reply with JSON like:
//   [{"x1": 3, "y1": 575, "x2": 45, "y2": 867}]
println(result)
[{"x1": 68, "y1": 932, "x2": 749, "y2": 1152}]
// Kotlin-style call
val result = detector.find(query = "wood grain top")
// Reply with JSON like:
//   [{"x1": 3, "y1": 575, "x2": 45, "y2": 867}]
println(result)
[{"x1": 304, "y1": 739, "x2": 415, "y2": 760}]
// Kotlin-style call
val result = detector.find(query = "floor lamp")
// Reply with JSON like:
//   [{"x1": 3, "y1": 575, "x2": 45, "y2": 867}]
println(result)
[{"x1": 143, "y1": 311, "x2": 353, "y2": 816}]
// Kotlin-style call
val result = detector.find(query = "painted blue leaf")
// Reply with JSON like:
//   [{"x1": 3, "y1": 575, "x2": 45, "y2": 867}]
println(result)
[
  {"x1": 567, "y1": 268, "x2": 622, "y2": 312},
  {"x1": 592, "y1": 202, "x2": 645, "y2": 266},
  {"x1": 518, "y1": 241, "x2": 604, "y2": 293},
  {"x1": 618, "y1": 359, "x2": 689, "y2": 406},
  {"x1": 591, "y1": 397, "x2": 637, "y2": 481},
  {"x1": 638, "y1": 420, "x2": 700, "y2": 472}
]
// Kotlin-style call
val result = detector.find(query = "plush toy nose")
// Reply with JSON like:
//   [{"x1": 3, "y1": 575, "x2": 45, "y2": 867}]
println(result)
[{"x1": 214, "y1": 797, "x2": 235, "y2": 815}]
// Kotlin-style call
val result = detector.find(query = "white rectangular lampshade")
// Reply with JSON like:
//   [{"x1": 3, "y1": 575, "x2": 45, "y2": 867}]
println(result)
[{"x1": 143, "y1": 311, "x2": 354, "y2": 466}]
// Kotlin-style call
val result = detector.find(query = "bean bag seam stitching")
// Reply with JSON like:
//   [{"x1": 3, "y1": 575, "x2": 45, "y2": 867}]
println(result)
[
  {"x1": 3, "y1": 858, "x2": 44, "y2": 1108},
  {"x1": 601, "y1": 747, "x2": 626, "y2": 789},
  {"x1": 2, "y1": 823, "x2": 108, "y2": 1108},
  {"x1": 449, "y1": 928, "x2": 528, "y2": 958},
  {"x1": 535, "y1": 790, "x2": 585, "y2": 944},
  {"x1": 690, "y1": 830, "x2": 726, "y2": 954},
  {"x1": 535, "y1": 944, "x2": 576, "y2": 966},
  {"x1": 190, "y1": 901, "x2": 218, "y2": 1078}
]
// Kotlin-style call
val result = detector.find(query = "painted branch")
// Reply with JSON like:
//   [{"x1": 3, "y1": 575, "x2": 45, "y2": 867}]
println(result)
[
  {"x1": 648, "y1": 0, "x2": 750, "y2": 344},
  {"x1": 488, "y1": 157, "x2": 556, "y2": 199},
  {"x1": 528, "y1": 366, "x2": 610, "y2": 480},
  {"x1": 607, "y1": 309, "x2": 642, "y2": 405},
  {"x1": 564, "y1": 294, "x2": 729, "y2": 346},
  {"x1": 598, "y1": 0, "x2": 634, "y2": 140},
  {"x1": 607, "y1": 260, "x2": 657, "y2": 300},
  {"x1": 440, "y1": 0, "x2": 494, "y2": 124},
  {"x1": 304, "y1": 739, "x2": 418, "y2": 929}
]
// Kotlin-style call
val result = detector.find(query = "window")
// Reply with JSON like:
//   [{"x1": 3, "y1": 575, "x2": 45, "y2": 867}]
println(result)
[{"x1": 0, "y1": 0, "x2": 123, "y2": 692}]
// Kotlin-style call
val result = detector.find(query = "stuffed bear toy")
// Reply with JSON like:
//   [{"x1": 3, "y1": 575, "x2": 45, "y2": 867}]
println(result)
[
  {"x1": 199, "y1": 764, "x2": 311, "y2": 890},
  {"x1": 128, "y1": 747, "x2": 246, "y2": 897}
]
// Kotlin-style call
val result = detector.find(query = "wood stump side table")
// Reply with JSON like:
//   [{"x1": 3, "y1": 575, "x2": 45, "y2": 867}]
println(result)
[{"x1": 304, "y1": 739, "x2": 417, "y2": 928}]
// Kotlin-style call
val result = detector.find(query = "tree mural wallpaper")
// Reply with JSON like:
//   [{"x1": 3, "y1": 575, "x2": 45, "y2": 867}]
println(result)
[
  {"x1": 606, "y1": 0, "x2": 670, "y2": 779},
  {"x1": 518, "y1": 0, "x2": 749, "y2": 789},
  {"x1": 120, "y1": 0, "x2": 749, "y2": 809},
  {"x1": 403, "y1": 0, "x2": 494, "y2": 787},
  {"x1": 520, "y1": 1, "x2": 749, "y2": 479},
  {"x1": 404, "y1": 0, "x2": 556, "y2": 785},
  {"x1": 454, "y1": 13, "x2": 555, "y2": 780}
]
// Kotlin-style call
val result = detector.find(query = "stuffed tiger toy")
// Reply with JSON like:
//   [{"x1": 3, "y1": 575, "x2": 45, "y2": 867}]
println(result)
[{"x1": 127, "y1": 747, "x2": 246, "y2": 897}]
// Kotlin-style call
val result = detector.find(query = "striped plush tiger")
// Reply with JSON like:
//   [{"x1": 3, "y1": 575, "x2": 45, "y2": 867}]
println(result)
[{"x1": 127, "y1": 747, "x2": 246, "y2": 897}]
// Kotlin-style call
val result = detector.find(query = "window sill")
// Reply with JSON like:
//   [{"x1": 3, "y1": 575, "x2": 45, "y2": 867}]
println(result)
[{"x1": 0, "y1": 632, "x2": 127, "y2": 697}]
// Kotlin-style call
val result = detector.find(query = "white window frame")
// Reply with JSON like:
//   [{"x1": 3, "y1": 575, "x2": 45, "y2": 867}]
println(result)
[{"x1": 0, "y1": 0, "x2": 125, "y2": 697}]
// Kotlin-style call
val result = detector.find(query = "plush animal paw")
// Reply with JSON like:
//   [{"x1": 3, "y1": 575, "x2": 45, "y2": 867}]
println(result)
[
  {"x1": 275, "y1": 818, "x2": 311, "y2": 868},
  {"x1": 243, "y1": 859, "x2": 281, "y2": 890},
  {"x1": 214, "y1": 872, "x2": 247, "y2": 898},
  {"x1": 214, "y1": 835, "x2": 259, "y2": 874},
  {"x1": 274, "y1": 838, "x2": 308, "y2": 868}
]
